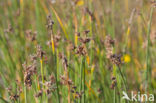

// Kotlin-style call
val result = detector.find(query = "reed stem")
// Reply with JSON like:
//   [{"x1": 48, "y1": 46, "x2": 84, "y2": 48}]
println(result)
[
  {"x1": 83, "y1": 58, "x2": 86, "y2": 103},
  {"x1": 117, "y1": 66, "x2": 127, "y2": 91},
  {"x1": 24, "y1": 86, "x2": 27, "y2": 103},
  {"x1": 145, "y1": 6, "x2": 154, "y2": 94},
  {"x1": 40, "y1": 59, "x2": 44, "y2": 84},
  {"x1": 54, "y1": 54, "x2": 60, "y2": 103},
  {"x1": 79, "y1": 57, "x2": 83, "y2": 103}
]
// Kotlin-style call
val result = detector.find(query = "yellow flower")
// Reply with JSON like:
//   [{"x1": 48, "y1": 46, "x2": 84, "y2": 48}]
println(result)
[
  {"x1": 123, "y1": 54, "x2": 131, "y2": 63},
  {"x1": 76, "y1": 0, "x2": 84, "y2": 6}
]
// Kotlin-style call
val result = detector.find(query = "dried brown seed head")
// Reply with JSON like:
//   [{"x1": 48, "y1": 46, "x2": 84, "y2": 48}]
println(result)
[
  {"x1": 110, "y1": 54, "x2": 122, "y2": 66},
  {"x1": 36, "y1": 45, "x2": 45, "y2": 59},
  {"x1": 9, "y1": 94, "x2": 19, "y2": 101},
  {"x1": 35, "y1": 90, "x2": 43, "y2": 98}
]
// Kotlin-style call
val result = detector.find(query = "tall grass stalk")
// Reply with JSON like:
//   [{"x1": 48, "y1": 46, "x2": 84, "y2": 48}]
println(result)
[
  {"x1": 79, "y1": 57, "x2": 84, "y2": 103},
  {"x1": 114, "y1": 88, "x2": 116, "y2": 103},
  {"x1": 50, "y1": 29, "x2": 60, "y2": 103},
  {"x1": 83, "y1": 58, "x2": 86, "y2": 103},
  {"x1": 24, "y1": 86, "x2": 27, "y2": 103},
  {"x1": 40, "y1": 59, "x2": 44, "y2": 84},
  {"x1": 67, "y1": 71, "x2": 71, "y2": 103},
  {"x1": 40, "y1": 59, "x2": 46, "y2": 102},
  {"x1": 145, "y1": 6, "x2": 154, "y2": 95},
  {"x1": 54, "y1": 54, "x2": 60, "y2": 103},
  {"x1": 51, "y1": 30, "x2": 55, "y2": 55},
  {"x1": 0, "y1": 97, "x2": 9, "y2": 103},
  {"x1": 117, "y1": 66, "x2": 127, "y2": 91}
]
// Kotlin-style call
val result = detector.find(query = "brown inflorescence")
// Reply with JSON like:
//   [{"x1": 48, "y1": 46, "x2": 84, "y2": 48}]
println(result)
[
  {"x1": 25, "y1": 29, "x2": 37, "y2": 42},
  {"x1": 36, "y1": 45, "x2": 46, "y2": 59},
  {"x1": 23, "y1": 61, "x2": 37, "y2": 88}
]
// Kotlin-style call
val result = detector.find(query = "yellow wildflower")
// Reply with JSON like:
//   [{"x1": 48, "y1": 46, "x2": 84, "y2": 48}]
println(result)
[
  {"x1": 76, "y1": 0, "x2": 84, "y2": 6},
  {"x1": 123, "y1": 54, "x2": 131, "y2": 63}
]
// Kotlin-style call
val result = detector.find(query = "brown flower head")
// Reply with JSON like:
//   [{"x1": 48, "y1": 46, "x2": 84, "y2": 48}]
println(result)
[
  {"x1": 46, "y1": 14, "x2": 54, "y2": 30},
  {"x1": 25, "y1": 29, "x2": 37, "y2": 42},
  {"x1": 76, "y1": 45, "x2": 87, "y2": 56},
  {"x1": 9, "y1": 94, "x2": 19, "y2": 101},
  {"x1": 36, "y1": 45, "x2": 45, "y2": 59},
  {"x1": 35, "y1": 90, "x2": 43, "y2": 98},
  {"x1": 110, "y1": 54, "x2": 122, "y2": 66}
]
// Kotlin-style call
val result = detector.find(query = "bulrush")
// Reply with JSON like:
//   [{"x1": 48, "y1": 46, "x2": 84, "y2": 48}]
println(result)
[
  {"x1": 66, "y1": 41, "x2": 76, "y2": 51},
  {"x1": 9, "y1": 94, "x2": 19, "y2": 101},
  {"x1": 46, "y1": 14, "x2": 54, "y2": 30},
  {"x1": 78, "y1": 30, "x2": 91, "y2": 44},
  {"x1": 76, "y1": 45, "x2": 87, "y2": 56},
  {"x1": 110, "y1": 76, "x2": 117, "y2": 89},
  {"x1": 4, "y1": 23, "x2": 14, "y2": 33},
  {"x1": 46, "y1": 32, "x2": 61, "y2": 48},
  {"x1": 60, "y1": 75, "x2": 83, "y2": 99},
  {"x1": 44, "y1": 75, "x2": 56, "y2": 87},
  {"x1": 36, "y1": 45, "x2": 45, "y2": 59},
  {"x1": 16, "y1": 80, "x2": 22, "y2": 94},
  {"x1": 34, "y1": 90, "x2": 43, "y2": 98},
  {"x1": 60, "y1": 75, "x2": 73, "y2": 86},
  {"x1": 25, "y1": 29, "x2": 37, "y2": 42},
  {"x1": 22, "y1": 60, "x2": 37, "y2": 88},
  {"x1": 104, "y1": 35, "x2": 122, "y2": 66},
  {"x1": 84, "y1": 30, "x2": 90, "y2": 35},
  {"x1": 7, "y1": 80, "x2": 22, "y2": 101},
  {"x1": 42, "y1": 75, "x2": 57, "y2": 95},
  {"x1": 104, "y1": 35, "x2": 115, "y2": 59},
  {"x1": 85, "y1": 7, "x2": 95, "y2": 21},
  {"x1": 109, "y1": 72, "x2": 118, "y2": 90},
  {"x1": 59, "y1": 53, "x2": 68, "y2": 71},
  {"x1": 104, "y1": 35, "x2": 121, "y2": 89},
  {"x1": 110, "y1": 79, "x2": 117, "y2": 89},
  {"x1": 29, "y1": 54, "x2": 37, "y2": 62},
  {"x1": 74, "y1": 30, "x2": 91, "y2": 56},
  {"x1": 71, "y1": 86, "x2": 84, "y2": 99},
  {"x1": 110, "y1": 54, "x2": 122, "y2": 66},
  {"x1": 46, "y1": 14, "x2": 56, "y2": 54},
  {"x1": 78, "y1": 37, "x2": 91, "y2": 44}
]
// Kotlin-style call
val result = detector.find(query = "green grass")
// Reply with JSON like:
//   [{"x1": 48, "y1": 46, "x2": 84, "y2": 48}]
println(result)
[{"x1": 0, "y1": 0, "x2": 156, "y2": 103}]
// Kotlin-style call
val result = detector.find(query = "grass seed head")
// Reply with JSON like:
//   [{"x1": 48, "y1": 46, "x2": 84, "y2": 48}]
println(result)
[
  {"x1": 35, "y1": 90, "x2": 43, "y2": 98},
  {"x1": 110, "y1": 54, "x2": 122, "y2": 66},
  {"x1": 9, "y1": 94, "x2": 19, "y2": 101},
  {"x1": 36, "y1": 45, "x2": 46, "y2": 59}
]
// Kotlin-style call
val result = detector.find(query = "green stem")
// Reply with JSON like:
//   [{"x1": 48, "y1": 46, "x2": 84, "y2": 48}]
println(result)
[
  {"x1": 145, "y1": 6, "x2": 154, "y2": 94},
  {"x1": 24, "y1": 86, "x2": 27, "y2": 103},
  {"x1": 54, "y1": 54, "x2": 60, "y2": 103},
  {"x1": 0, "y1": 97, "x2": 9, "y2": 103},
  {"x1": 83, "y1": 58, "x2": 85, "y2": 103},
  {"x1": 79, "y1": 57, "x2": 83, "y2": 103},
  {"x1": 114, "y1": 88, "x2": 116, "y2": 103},
  {"x1": 118, "y1": 66, "x2": 127, "y2": 91},
  {"x1": 40, "y1": 59, "x2": 44, "y2": 84}
]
